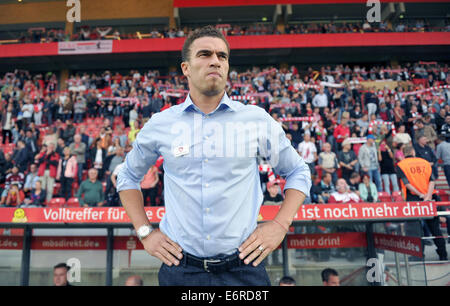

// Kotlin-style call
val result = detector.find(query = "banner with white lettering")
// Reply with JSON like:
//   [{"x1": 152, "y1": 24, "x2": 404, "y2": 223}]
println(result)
[
  {"x1": 0, "y1": 202, "x2": 438, "y2": 225},
  {"x1": 58, "y1": 40, "x2": 113, "y2": 55}
]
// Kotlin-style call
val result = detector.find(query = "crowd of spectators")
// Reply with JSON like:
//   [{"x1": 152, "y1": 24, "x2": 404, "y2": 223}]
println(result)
[
  {"x1": 3, "y1": 18, "x2": 449, "y2": 44},
  {"x1": 0, "y1": 61, "x2": 449, "y2": 209}
]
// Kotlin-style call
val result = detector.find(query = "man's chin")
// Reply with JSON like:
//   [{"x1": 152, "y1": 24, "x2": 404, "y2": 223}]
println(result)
[{"x1": 201, "y1": 87, "x2": 224, "y2": 97}]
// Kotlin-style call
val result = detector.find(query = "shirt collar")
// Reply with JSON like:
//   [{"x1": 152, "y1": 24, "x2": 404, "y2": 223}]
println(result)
[{"x1": 177, "y1": 92, "x2": 237, "y2": 114}]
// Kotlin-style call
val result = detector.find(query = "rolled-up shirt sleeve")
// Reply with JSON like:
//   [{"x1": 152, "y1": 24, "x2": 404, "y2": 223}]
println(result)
[
  {"x1": 260, "y1": 113, "x2": 312, "y2": 197},
  {"x1": 117, "y1": 116, "x2": 161, "y2": 192}
]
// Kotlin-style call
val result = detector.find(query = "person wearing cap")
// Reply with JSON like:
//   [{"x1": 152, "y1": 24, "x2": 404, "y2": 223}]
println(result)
[
  {"x1": 263, "y1": 180, "x2": 284, "y2": 205},
  {"x1": 358, "y1": 134, "x2": 382, "y2": 192}
]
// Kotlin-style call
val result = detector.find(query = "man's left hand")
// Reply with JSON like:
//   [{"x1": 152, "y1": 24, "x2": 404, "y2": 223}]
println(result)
[{"x1": 238, "y1": 221, "x2": 287, "y2": 267}]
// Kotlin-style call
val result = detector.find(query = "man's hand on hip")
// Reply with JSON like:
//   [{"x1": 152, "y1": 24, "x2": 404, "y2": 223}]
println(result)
[
  {"x1": 141, "y1": 228, "x2": 183, "y2": 266},
  {"x1": 238, "y1": 221, "x2": 287, "y2": 267}
]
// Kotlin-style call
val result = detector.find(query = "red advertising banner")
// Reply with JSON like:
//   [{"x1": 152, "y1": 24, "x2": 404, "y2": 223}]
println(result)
[
  {"x1": 1, "y1": 33, "x2": 449, "y2": 58},
  {"x1": 0, "y1": 233, "x2": 367, "y2": 250},
  {"x1": 0, "y1": 202, "x2": 437, "y2": 225},
  {"x1": 286, "y1": 233, "x2": 367, "y2": 249},
  {"x1": 373, "y1": 233, "x2": 423, "y2": 258}
]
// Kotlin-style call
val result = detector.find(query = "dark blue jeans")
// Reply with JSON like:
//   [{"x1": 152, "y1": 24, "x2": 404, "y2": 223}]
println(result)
[{"x1": 158, "y1": 252, "x2": 271, "y2": 286}]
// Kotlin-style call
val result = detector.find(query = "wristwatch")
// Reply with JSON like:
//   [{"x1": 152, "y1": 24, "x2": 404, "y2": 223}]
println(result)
[{"x1": 136, "y1": 224, "x2": 153, "y2": 241}]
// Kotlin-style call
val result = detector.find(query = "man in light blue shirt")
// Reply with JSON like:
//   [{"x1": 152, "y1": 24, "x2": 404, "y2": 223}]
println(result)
[{"x1": 117, "y1": 26, "x2": 311, "y2": 286}]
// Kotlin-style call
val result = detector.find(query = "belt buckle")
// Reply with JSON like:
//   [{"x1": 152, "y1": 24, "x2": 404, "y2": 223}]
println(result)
[{"x1": 203, "y1": 259, "x2": 222, "y2": 273}]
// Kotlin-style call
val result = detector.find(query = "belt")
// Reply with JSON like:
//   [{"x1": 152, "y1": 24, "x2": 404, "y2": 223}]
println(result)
[{"x1": 183, "y1": 251, "x2": 243, "y2": 273}]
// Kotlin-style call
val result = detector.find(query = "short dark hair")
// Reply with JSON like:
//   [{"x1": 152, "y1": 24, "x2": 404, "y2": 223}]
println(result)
[
  {"x1": 321, "y1": 268, "x2": 338, "y2": 282},
  {"x1": 53, "y1": 263, "x2": 70, "y2": 271},
  {"x1": 181, "y1": 25, "x2": 230, "y2": 62},
  {"x1": 279, "y1": 276, "x2": 296, "y2": 285},
  {"x1": 350, "y1": 172, "x2": 360, "y2": 179}
]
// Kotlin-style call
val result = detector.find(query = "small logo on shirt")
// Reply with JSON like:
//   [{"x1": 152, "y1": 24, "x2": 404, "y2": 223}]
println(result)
[{"x1": 173, "y1": 145, "x2": 190, "y2": 157}]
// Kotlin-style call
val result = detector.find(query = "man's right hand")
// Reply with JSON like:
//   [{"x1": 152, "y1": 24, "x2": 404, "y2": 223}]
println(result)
[{"x1": 141, "y1": 229, "x2": 183, "y2": 266}]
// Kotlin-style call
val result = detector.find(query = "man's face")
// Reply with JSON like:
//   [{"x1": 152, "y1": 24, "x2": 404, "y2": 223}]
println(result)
[
  {"x1": 419, "y1": 136, "x2": 428, "y2": 146},
  {"x1": 30, "y1": 165, "x2": 36, "y2": 173},
  {"x1": 323, "y1": 174, "x2": 331, "y2": 184},
  {"x1": 324, "y1": 275, "x2": 340, "y2": 286},
  {"x1": 336, "y1": 179, "x2": 347, "y2": 193},
  {"x1": 181, "y1": 37, "x2": 229, "y2": 97},
  {"x1": 53, "y1": 267, "x2": 68, "y2": 286},
  {"x1": 88, "y1": 170, "x2": 98, "y2": 181}
]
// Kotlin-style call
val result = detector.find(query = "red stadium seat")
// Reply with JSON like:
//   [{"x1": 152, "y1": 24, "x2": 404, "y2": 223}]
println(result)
[
  {"x1": 66, "y1": 197, "x2": 80, "y2": 208},
  {"x1": 47, "y1": 197, "x2": 66, "y2": 208},
  {"x1": 392, "y1": 191, "x2": 403, "y2": 202},
  {"x1": 378, "y1": 192, "x2": 392, "y2": 202},
  {"x1": 436, "y1": 190, "x2": 449, "y2": 201},
  {"x1": 53, "y1": 182, "x2": 61, "y2": 195}
]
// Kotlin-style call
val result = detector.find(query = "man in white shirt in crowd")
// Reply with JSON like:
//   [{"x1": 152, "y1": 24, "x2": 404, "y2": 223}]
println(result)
[{"x1": 297, "y1": 133, "x2": 317, "y2": 175}]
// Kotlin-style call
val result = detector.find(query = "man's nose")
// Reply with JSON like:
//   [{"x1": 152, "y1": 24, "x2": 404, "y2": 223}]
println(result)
[{"x1": 209, "y1": 53, "x2": 221, "y2": 67}]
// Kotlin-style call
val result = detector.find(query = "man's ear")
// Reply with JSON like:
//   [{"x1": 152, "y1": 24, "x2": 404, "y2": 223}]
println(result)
[{"x1": 181, "y1": 61, "x2": 189, "y2": 78}]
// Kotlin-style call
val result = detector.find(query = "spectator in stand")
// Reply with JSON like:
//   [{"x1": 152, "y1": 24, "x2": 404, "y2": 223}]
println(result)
[
  {"x1": 1, "y1": 184, "x2": 25, "y2": 207},
  {"x1": 76, "y1": 168, "x2": 104, "y2": 207},
  {"x1": 287, "y1": 122, "x2": 304, "y2": 149},
  {"x1": 36, "y1": 142, "x2": 60, "y2": 202},
  {"x1": 347, "y1": 172, "x2": 361, "y2": 197},
  {"x1": 312, "y1": 87, "x2": 328, "y2": 113},
  {"x1": 328, "y1": 178, "x2": 360, "y2": 203},
  {"x1": 73, "y1": 96, "x2": 86, "y2": 123},
  {"x1": 435, "y1": 108, "x2": 447, "y2": 133},
  {"x1": 318, "y1": 142, "x2": 339, "y2": 184},
  {"x1": 358, "y1": 134, "x2": 382, "y2": 192},
  {"x1": 263, "y1": 180, "x2": 284, "y2": 205},
  {"x1": 55, "y1": 138, "x2": 65, "y2": 157},
  {"x1": 364, "y1": 87, "x2": 378, "y2": 118},
  {"x1": 90, "y1": 137, "x2": 107, "y2": 181},
  {"x1": 338, "y1": 139, "x2": 358, "y2": 182},
  {"x1": 0, "y1": 165, "x2": 25, "y2": 205},
  {"x1": 317, "y1": 172, "x2": 335, "y2": 203},
  {"x1": 128, "y1": 119, "x2": 141, "y2": 145},
  {"x1": 0, "y1": 152, "x2": 14, "y2": 184},
  {"x1": 359, "y1": 174, "x2": 378, "y2": 202},
  {"x1": 441, "y1": 115, "x2": 450, "y2": 138},
  {"x1": 22, "y1": 180, "x2": 46, "y2": 207},
  {"x1": 57, "y1": 147, "x2": 78, "y2": 201},
  {"x1": 378, "y1": 138, "x2": 399, "y2": 195},
  {"x1": 1, "y1": 103, "x2": 14, "y2": 144},
  {"x1": 69, "y1": 134, "x2": 87, "y2": 184},
  {"x1": 333, "y1": 117, "x2": 350, "y2": 151},
  {"x1": 414, "y1": 119, "x2": 437, "y2": 150},
  {"x1": 23, "y1": 163, "x2": 40, "y2": 196},
  {"x1": 113, "y1": 125, "x2": 128, "y2": 148},
  {"x1": 393, "y1": 124, "x2": 412, "y2": 145},
  {"x1": 12, "y1": 140, "x2": 31, "y2": 173},
  {"x1": 414, "y1": 135, "x2": 438, "y2": 179},
  {"x1": 140, "y1": 164, "x2": 160, "y2": 207},
  {"x1": 21, "y1": 99, "x2": 34, "y2": 127},
  {"x1": 321, "y1": 268, "x2": 340, "y2": 286},
  {"x1": 436, "y1": 135, "x2": 450, "y2": 188},
  {"x1": 24, "y1": 129, "x2": 38, "y2": 156},
  {"x1": 297, "y1": 133, "x2": 317, "y2": 175}
]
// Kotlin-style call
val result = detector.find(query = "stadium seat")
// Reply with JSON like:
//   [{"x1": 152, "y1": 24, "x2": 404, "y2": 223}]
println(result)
[
  {"x1": 53, "y1": 182, "x2": 61, "y2": 195},
  {"x1": 66, "y1": 197, "x2": 80, "y2": 207},
  {"x1": 378, "y1": 192, "x2": 392, "y2": 202},
  {"x1": 392, "y1": 191, "x2": 403, "y2": 202},
  {"x1": 436, "y1": 190, "x2": 449, "y2": 201},
  {"x1": 47, "y1": 197, "x2": 66, "y2": 208}
]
